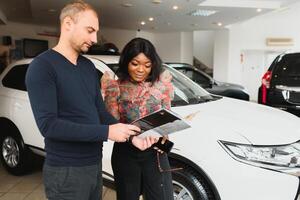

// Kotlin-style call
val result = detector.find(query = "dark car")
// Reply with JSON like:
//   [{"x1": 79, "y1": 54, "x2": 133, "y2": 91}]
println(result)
[
  {"x1": 165, "y1": 63, "x2": 249, "y2": 101},
  {"x1": 258, "y1": 52, "x2": 300, "y2": 116}
]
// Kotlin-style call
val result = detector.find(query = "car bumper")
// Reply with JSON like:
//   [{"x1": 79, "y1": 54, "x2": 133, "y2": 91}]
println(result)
[
  {"x1": 189, "y1": 144, "x2": 300, "y2": 200},
  {"x1": 218, "y1": 162, "x2": 299, "y2": 200}
]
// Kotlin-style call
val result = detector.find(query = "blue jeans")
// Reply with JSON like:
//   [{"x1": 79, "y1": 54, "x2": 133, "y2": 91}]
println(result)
[{"x1": 43, "y1": 163, "x2": 102, "y2": 200}]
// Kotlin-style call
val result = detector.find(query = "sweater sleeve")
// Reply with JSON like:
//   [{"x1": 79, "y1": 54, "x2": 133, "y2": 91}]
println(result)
[{"x1": 25, "y1": 57, "x2": 109, "y2": 142}]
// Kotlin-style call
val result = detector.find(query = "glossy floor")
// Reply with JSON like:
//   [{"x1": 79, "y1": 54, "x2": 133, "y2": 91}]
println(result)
[{"x1": 0, "y1": 161, "x2": 116, "y2": 200}]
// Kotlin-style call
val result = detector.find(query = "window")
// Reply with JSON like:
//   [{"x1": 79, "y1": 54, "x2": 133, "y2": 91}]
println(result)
[{"x1": 2, "y1": 65, "x2": 29, "y2": 91}]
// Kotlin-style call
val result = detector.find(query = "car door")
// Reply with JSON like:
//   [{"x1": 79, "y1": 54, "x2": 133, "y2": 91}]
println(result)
[{"x1": 2, "y1": 64, "x2": 44, "y2": 149}]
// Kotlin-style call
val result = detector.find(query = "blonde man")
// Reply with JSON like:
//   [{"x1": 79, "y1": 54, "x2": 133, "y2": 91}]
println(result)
[{"x1": 26, "y1": 1, "x2": 155, "y2": 199}]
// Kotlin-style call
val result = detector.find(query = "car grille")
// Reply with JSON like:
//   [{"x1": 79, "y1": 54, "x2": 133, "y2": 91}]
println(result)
[{"x1": 288, "y1": 91, "x2": 300, "y2": 104}]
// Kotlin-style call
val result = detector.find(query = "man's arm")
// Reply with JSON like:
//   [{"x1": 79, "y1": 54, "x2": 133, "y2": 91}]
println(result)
[{"x1": 25, "y1": 58, "x2": 109, "y2": 142}]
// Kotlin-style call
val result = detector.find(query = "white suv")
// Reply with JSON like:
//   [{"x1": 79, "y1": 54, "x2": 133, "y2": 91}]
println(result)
[{"x1": 0, "y1": 55, "x2": 300, "y2": 200}]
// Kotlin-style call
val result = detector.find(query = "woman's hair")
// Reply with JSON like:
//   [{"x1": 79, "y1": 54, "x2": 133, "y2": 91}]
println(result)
[{"x1": 117, "y1": 37, "x2": 162, "y2": 83}]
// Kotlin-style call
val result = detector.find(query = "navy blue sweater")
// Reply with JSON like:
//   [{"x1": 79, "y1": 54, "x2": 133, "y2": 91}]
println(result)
[{"x1": 25, "y1": 49, "x2": 117, "y2": 166}]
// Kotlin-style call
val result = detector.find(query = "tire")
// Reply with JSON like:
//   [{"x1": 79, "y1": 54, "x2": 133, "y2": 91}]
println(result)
[
  {"x1": 172, "y1": 167, "x2": 214, "y2": 200},
  {"x1": 0, "y1": 131, "x2": 32, "y2": 175}
]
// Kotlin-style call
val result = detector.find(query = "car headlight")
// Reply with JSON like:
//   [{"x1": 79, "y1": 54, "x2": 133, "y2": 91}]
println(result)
[{"x1": 219, "y1": 140, "x2": 300, "y2": 176}]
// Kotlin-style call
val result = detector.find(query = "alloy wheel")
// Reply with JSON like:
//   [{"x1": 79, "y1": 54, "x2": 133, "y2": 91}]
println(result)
[{"x1": 2, "y1": 137, "x2": 20, "y2": 168}]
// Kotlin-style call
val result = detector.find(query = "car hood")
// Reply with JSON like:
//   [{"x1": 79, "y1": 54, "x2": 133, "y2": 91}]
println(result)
[
  {"x1": 172, "y1": 97, "x2": 300, "y2": 145},
  {"x1": 215, "y1": 81, "x2": 245, "y2": 90}
]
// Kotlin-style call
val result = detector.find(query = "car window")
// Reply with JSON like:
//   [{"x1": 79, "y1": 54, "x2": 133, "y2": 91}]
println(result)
[
  {"x1": 176, "y1": 68, "x2": 211, "y2": 87},
  {"x1": 2, "y1": 64, "x2": 28, "y2": 91},
  {"x1": 164, "y1": 66, "x2": 214, "y2": 106},
  {"x1": 274, "y1": 56, "x2": 300, "y2": 76},
  {"x1": 272, "y1": 54, "x2": 300, "y2": 86}
]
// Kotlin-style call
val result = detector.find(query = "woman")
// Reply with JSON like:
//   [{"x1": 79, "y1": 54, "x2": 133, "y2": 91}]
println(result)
[{"x1": 101, "y1": 37, "x2": 174, "y2": 200}]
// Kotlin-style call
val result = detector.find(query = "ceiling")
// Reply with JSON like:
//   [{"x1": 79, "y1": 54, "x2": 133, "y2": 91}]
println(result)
[{"x1": 0, "y1": 0, "x2": 298, "y2": 32}]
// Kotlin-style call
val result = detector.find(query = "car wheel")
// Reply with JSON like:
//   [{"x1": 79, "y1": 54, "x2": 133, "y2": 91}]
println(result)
[
  {"x1": 0, "y1": 132, "x2": 32, "y2": 175},
  {"x1": 172, "y1": 167, "x2": 214, "y2": 200}
]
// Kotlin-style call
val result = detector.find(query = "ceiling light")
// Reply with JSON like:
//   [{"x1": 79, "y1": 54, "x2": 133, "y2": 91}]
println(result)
[
  {"x1": 149, "y1": 17, "x2": 154, "y2": 21},
  {"x1": 141, "y1": 21, "x2": 146, "y2": 25},
  {"x1": 256, "y1": 8, "x2": 262, "y2": 12},
  {"x1": 48, "y1": 9, "x2": 56, "y2": 13},
  {"x1": 217, "y1": 22, "x2": 222, "y2": 26},
  {"x1": 173, "y1": 5, "x2": 179, "y2": 10},
  {"x1": 121, "y1": 3, "x2": 133, "y2": 7},
  {"x1": 188, "y1": 9, "x2": 217, "y2": 16},
  {"x1": 152, "y1": 0, "x2": 162, "y2": 4}
]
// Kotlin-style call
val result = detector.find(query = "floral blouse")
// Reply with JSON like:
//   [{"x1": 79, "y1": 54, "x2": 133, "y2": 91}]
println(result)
[{"x1": 101, "y1": 70, "x2": 174, "y2": 123}]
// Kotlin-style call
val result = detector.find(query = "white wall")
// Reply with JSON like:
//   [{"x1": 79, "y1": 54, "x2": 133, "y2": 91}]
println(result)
[
  {"x1": 0, "y1": 22, "x2": 194, "y2": 66},
  {"x1": 193, "y1": 31, "x2": 215, "y2": 68},
  {"x1": 214, "y1": 1, "x2": 300, "y2": 100},
  {"x1": 214, "y1": 30, "x2": 229, "y2": 82},
  {"x1": 152, "y1": 32, "x2": 181, "y2": 63},
  {"x1": 100, "y1": 28, "x2": 137, "y2": 51},
  {"x1": 0, "y1": 22, "x2": 58, "y2": 47},
  {"x1": 136, "y1": 30, "x2": 156, "y2": 46},
  {"x1": 180, "y1": 32, "x2": 193, "y2": 64},
  {"x1": 152, "y1": 31, "x2": 193, "y2": 64}
]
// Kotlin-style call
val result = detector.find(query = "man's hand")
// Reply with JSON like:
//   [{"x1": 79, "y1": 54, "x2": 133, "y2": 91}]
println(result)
[
  {"x1": 108, "y1": 123, "x2": 140, "y2": 142},
  {"x1": 131, "y1": 136, "x2": 158, "y2": 151}
]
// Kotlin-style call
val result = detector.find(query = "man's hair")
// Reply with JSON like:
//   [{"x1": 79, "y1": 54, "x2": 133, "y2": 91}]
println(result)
[
  {"x1": 117, "y1": 37, "x2": 162, "y2": 84},
  {"x1": 59, "y1": 0, "x2": 98, "y2": 24}
]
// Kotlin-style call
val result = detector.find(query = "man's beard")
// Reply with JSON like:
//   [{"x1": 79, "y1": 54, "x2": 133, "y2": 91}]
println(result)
[{"x1": 79, "y1": 44, "x2": 90, "y2": 54}]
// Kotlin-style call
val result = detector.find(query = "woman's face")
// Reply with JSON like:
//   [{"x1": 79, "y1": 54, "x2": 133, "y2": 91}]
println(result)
[{"x1": 128, "y1": 53, "x2": 152, "y2": 82}]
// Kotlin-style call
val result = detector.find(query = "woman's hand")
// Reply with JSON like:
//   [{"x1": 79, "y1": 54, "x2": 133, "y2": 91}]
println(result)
[
  {"x1": 153, "y1": 136, "x2": 168, "y2": 154},
  {"x1": 131, "y1": 136, "x2": 158, "y2": 151}
]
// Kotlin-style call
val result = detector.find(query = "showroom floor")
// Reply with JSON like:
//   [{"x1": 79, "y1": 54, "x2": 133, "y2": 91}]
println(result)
[{"x1": 0, "y1": 162, "x2": 116, "y2": 200}]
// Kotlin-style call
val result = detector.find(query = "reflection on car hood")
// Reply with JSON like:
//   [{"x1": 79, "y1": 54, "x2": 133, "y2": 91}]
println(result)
[
  {"x1": 172, "y1": 98, "x2": 300, "y2": 145},
  {"x1": 215, "y1": 81, "x2": 245, "y2": 90}
]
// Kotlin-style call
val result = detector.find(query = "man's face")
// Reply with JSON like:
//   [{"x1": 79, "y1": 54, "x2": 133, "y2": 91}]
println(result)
[{"x1": 69, "y1": 10, "x2": 99, "y2": 53}]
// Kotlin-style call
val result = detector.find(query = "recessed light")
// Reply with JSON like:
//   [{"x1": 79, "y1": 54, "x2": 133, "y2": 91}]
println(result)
[
  {"x1": 256, "y1": 8, "x2": 262, "y2": 12},
  {"x1": 173, "y1": 5, "x2": 179, "y2": 10},
  {"x1": 152, "y1": 0, "x2": 162, "y2": 4},
  {"x1": 217, "y1": 22, "x2": 222, "y2": 26},
  {"x1": 141, "y1": 21, "x2": 146, "y2": 25},
  {"x1": 188, "y1": 9, "x2": 217, "y2": 16},
  {"x1": 121, "y1": 3, "x2": 133, "y2": 7},
  {"x1": 149, "y1": 17, "x2": 154, "y2": 21},
  {"x1": 48, "y1": 9, "x2": 56, "y2": 12}
]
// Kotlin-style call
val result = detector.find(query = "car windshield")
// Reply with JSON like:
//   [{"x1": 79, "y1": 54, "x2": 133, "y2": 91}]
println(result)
[
  {"x1": 164, "y1": 65, "x2": 216, "y2": 106},
  {"x1": 106, "y1": 64, "x2": 216, "y2": 107}
]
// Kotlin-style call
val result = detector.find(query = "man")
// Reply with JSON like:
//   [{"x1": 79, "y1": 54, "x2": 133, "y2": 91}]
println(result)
[{"x1": 25, "y1": 1, "x2": 155, "y2": 199}]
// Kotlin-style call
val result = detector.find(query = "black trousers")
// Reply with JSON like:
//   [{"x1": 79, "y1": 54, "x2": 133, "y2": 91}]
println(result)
[{"x1": 112, "y1": 142, "x2": 174, "y2": 200}]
